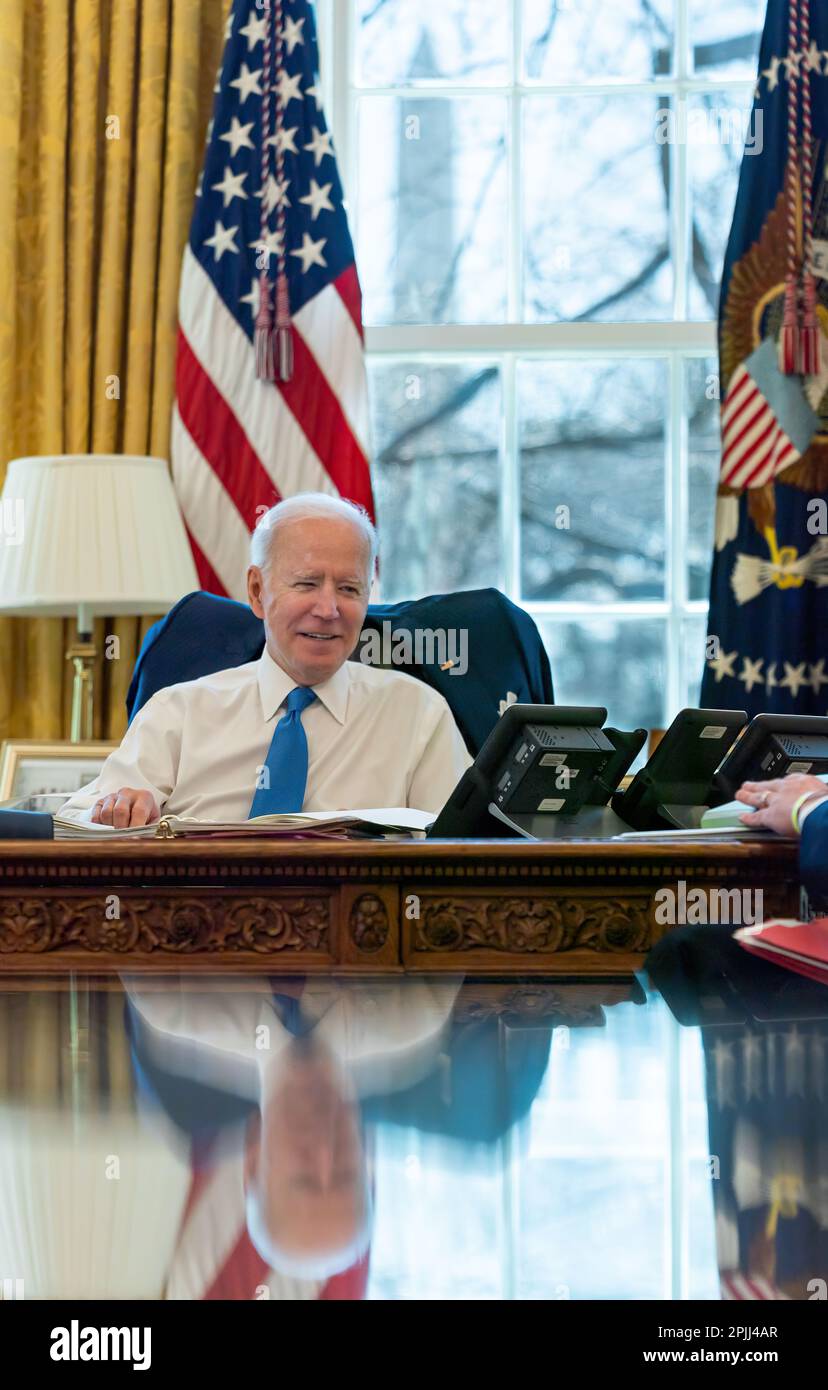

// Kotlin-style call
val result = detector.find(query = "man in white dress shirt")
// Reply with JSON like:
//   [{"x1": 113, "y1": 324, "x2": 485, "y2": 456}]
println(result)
[
  {"x1": 127, "y1": 977, "x2": 462, "y2": 1282},
  {"x1": 60, "y1": 493, "x2": 472, "y2": 828}
]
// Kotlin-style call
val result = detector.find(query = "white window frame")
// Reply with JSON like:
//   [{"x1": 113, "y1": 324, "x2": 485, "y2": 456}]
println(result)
[{"x1": 318, "y1": 0, "x2": 757, "y2": 722}]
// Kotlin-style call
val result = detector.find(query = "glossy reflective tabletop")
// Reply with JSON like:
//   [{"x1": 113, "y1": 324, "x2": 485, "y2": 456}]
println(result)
[{"x1": 0, "y1": 932, "x2": 826, "y2": 1303}]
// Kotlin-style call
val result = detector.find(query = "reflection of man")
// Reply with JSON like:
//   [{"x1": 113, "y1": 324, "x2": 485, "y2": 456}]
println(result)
[
  {"x1": 126, "y1": 978, "x2": 463, "y2": 1282},
  {"x1": 244, "y1": 1040, "x2": 370, "y2": 1279},
  {"x1": 736, "y1": 773, "x2": 828, "y2": 899},
  {"x1": 60, "y1": 493, "x2": 471, "y2": 828}
]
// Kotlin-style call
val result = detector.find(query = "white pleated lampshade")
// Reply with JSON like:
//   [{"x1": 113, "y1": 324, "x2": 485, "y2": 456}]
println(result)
[{"x1": 0, "y1": 454, "x2": 199, "y2": 618}]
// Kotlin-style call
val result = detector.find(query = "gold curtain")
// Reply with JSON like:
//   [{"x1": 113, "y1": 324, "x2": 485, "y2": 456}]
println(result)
[{"x1": 0, "y1": 0, "x2": 228, "y2": 742}]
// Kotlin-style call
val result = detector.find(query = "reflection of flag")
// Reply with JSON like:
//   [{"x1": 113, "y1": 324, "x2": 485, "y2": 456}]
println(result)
[
  {"x1": 703, "y1": 1021, "x2": 828, "y2": 1302},
  {"x1": 172, "y1": 0, "x2": 374, "y2": 600},
  {"x1": 701, "y1": 0, "x2": 828, "y2": 714}
]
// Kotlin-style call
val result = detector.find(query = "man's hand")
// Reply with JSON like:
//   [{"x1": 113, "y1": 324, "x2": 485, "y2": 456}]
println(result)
[
  {"x1": 90, "y1": 789, "x2": 161, "y2": 829},
  {"x1": 735, "y1": 774, "x2": 827, "y2": 836}
]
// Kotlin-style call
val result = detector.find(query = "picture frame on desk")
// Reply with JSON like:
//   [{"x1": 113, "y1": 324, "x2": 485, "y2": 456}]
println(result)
[{"x1": 0, "y1": 740, "x2": 116, "y2": 803}]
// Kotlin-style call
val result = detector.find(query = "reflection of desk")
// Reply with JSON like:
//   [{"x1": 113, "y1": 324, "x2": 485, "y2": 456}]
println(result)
[{"x1": 0, "y1": 836, "x2": 798, "y2": 977}]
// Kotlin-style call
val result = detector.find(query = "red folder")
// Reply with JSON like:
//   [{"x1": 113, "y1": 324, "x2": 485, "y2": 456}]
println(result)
[{"x1": 734, "y1": 918, "x2": 828, "y2": 985}]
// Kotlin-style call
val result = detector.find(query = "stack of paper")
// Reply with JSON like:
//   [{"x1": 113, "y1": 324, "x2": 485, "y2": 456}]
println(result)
[{"x1": 53, "y1": 808, "x2": 435, "y2": 841}]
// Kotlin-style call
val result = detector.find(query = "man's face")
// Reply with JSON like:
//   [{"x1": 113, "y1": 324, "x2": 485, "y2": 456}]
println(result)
[
  {"x1": 247, "y1": 516, "x2": 371, "y2": 687},
  {"x1": 248, "y1": 1044, "x2": 368, "y2": 1267}
]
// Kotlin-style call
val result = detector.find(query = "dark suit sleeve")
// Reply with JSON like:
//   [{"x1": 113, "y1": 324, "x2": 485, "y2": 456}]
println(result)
[
  {"x1": 124, "y1": 999, "x2": 257, "y2": 1143},
  {"x1": 800, "y1": 799, "x2": 828, "y2": 902}
]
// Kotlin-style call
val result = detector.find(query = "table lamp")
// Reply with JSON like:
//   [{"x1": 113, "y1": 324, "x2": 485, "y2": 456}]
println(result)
[{"x1": 0, "y1": 455, "x2": 199, "y2": 741}]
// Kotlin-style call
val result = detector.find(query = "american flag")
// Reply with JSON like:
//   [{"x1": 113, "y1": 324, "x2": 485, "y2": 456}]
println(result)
[{"x1": 172, "y1": 0, "x2": 374, "y2": 599}]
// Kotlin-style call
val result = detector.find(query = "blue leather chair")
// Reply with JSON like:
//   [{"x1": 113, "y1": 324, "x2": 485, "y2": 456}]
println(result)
[{"x1": 126, "y1": 588, "x2": 554, "y2": 757}]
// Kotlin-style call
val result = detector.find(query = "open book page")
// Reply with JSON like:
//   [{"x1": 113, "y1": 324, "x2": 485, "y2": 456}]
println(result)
[{"x1": 52, "y1": 807, "x2": 434, "y2": 840}]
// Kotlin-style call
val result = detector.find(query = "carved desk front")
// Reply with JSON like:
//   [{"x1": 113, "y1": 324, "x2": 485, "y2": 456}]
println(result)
[{"x1": 0, "y1": 835, "x2": 798, "y2": 976}]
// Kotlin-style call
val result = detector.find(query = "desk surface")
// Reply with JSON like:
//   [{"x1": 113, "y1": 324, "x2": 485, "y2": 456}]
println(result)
[
  {"x1": 0, "y1": 834, "x2": 799, "y2": 975},
  {"x1": 0, "y1": 965, "x2": 823, "y2": 1301}
]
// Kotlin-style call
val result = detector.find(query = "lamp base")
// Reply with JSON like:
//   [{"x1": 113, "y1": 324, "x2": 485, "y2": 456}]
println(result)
[{"x1": 66, "y1": 632, "x2": 96, "y2": 743}]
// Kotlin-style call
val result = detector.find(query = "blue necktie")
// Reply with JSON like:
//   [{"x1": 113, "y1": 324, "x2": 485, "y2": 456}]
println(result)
[{"x1": 248, "y1": 686, "x2": 317, "y2": 817}]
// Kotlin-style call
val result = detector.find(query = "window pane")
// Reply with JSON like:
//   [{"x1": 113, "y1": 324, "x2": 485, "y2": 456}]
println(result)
[
  {"x1": 519, "y1": 359, "x2": 667, "y2": 602},
  {"x1": 523, "y1": 95, "x2": 673, "y2": 322},
  {"x1": 682, "y1": 614, "x2": 709, "y2": 710},
  {"x1": 357, "y1": 96, "x2": 508, "y2": 325},
  {"x1": 355, "y1": 0, "x2": 511, "y2": 86},
  {"x1": 535, "y1": 617, "x2": 667, "y2": 732},
  {"x1": 369, "y1": 361, "x2": 502, "y2": 600},
  {"x1": 689, "y1": 0, "x2": 766, "y2": 79},
  {"x1": 687, "y1": 91, "x2": 752, "y2": 320},
  {"x1": 685, "y1": 356, "x2": 719, "y2": 600},
  {"x1": 522, "y1": 0, "x2": 673, "y2": 84}
]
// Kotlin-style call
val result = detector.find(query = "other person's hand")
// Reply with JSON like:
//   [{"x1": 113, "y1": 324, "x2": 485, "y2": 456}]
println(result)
[
  {"x1": 90, "y1": 788, "x2": 161, "y2": 828},
  {"x1": 735, "y1": 774, "x2": 827, "y2": 836}
]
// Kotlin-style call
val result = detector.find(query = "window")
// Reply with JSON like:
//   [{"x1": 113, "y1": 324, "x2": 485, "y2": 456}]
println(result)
[{"x1": 318, "y1": 0, "x2": 766, "y2": 731}]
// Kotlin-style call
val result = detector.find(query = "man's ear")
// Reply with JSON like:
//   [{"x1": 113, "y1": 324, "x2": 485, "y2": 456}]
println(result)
[{"x1": 247, "y1": 565, "x2": 265, "y2": 618}]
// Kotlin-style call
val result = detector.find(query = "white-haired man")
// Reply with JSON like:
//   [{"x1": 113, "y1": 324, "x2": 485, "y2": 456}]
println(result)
[{"x1": 60, "y1": 493, "x2": 471, "y2": 828}]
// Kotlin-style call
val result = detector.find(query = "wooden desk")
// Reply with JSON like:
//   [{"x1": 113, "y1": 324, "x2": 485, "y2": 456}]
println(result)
[{"x1": 0, "y1": 835, "x2": 799, "y2": 976}]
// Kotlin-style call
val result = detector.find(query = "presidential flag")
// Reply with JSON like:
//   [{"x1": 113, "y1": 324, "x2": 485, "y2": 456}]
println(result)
[
  {"x1": 172, "y1": 0, "x2": 374, "y2": 599},
  {"x1": 701, "y1": 0, "x2": 828, "y2": 714}
]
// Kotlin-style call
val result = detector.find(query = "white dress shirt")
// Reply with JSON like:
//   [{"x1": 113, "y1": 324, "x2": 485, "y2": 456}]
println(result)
[
  {"x1": 59, "y1": 650, "x2": 472, "y2": 823},
  {"x1": 125, "y1": 977, "x2": 463, "y2": 1102}
]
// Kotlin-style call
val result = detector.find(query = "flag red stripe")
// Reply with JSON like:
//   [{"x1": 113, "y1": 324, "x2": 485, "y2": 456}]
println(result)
[
  {"x1": 734, "y1": 425, "x2": 784, "y2": 487},
  {"x1": 176, "y1": 329, "x2": 282, "y2": 531},
  {"x1": 722, "y1": 417, "x2": 777, "y2": 484},
  {"x1": 186, "y1": 524, "x2": 229, "y2": 597},
  {"x1": 722, "y1": 391, "x2": 766, "y2": 456},
  {"x1": 202, "y1": 1230, "x2": 269, "y2": 1301},
  {"x1": 277, "y1": 330, "x2": 374, "y2": 519},
  {"x1": 334, "y1": 264, "x2": 365, "y2": 343},
  {"x1": 720, "y1": 369, "x2": 753, "y2": 426}
]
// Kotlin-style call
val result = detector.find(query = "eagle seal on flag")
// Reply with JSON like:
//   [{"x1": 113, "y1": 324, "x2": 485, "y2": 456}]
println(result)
[{"x1": 702, "y1": 0, "x2": 828, "y2": 714}]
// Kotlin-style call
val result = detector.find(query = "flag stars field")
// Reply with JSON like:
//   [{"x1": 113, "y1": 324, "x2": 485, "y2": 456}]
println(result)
[
  {"x1": 267, "y1": 127, "x2": 299, "y2": 155},
  {"x1": 212, "y1": 167, "x2": 248, "y2": 208},
  {"x1": 780, "y1": 662, "x2": 809, "y2": 700},
  {"x1": 291, "y1": 232, "x2": 327, "y2": 273},
  {"x1": 256, "y1": 175, "x2": 290, "y2": 214},
  {"x1": 737, "y1": 656, "x2": 765, "y2": 694},
  {"x1": 204, "y1": 220, "x2": 240, "y2": 261},
  {"x1": 220, "y1": 116, "x2": 255, "y2": 157},
  {"x1": 239, "y1": 10, "x2": 266, "y2": 51},
  {"x1": 300, "y1": 179, "x2": 334, "y2": 220},
  {"x1": 249, "y1": 230, "x2": 284, "y2": 259},
  {"x1": 304, "y1": 126, "x2": 334, "y2": 166},
  {"x1": 240, "y1": 279, "x2": 260, "y2": 317},
  {"x1": 276, "y1": 69, "x2": 304, "y2": 107},
  {"x1": 712, "y1": 651, "x2": 828, "y2": 703},
  {"x1": 230, "y1": 63, "x2": 263, "y2": 103},
  {"x1": 809, "y1": 660, "x2": 828, "y2": 695},
  {"x1": 281, "y1": 16, "x2": 305, "y2": 55},
  {"x1": 707, "y1": 648, "x2": 738, "y2": 682}
]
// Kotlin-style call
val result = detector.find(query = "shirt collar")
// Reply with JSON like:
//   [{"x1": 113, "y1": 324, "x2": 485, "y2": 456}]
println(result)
[{"x1": 257, "y1": 647, "x2": 350, "y2": 726}]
